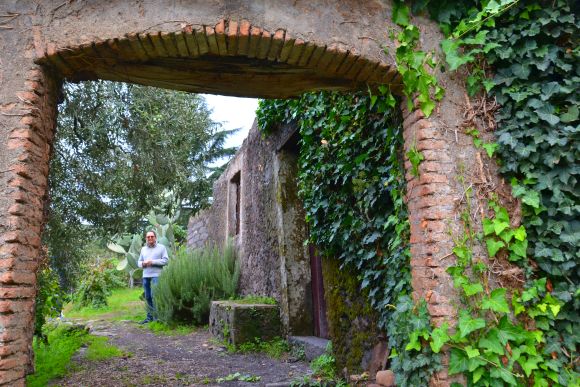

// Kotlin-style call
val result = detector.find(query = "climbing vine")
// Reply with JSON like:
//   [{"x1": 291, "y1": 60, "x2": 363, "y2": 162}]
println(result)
[
  {"x1": 257, "y1": 90, "x2": 439, "y2": 383},
  {"x1": 404, "y1": 0, "x2": 579, "y2": 384},
  {"x1": 258, "y1": 0, "x2": 578, "y2": 384},
  {"x1": 258, "y1": 91, "x2": 409, "y2": 329}
]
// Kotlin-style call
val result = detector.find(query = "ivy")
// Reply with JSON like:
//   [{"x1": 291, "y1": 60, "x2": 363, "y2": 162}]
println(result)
[
  {"x1": 257, "y1": 90, "x2": 435, "y2": 383},
  {"x1": 412, "y1": 0, "x2": 579, "y2": 383},
  {"x1": 391, "y1": 1, "x2": 444, "y2": 117}
]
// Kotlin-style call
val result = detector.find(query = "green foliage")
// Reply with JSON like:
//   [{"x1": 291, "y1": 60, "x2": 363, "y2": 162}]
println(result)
[
  {"x1": 142, "y1": 321, "x2": 197, "y2": 336},
  {"x1": 27, "y1": 324, "x2": 88, "y2": 387},
  {"x1": 258, "y1": 90, "x2": 409, "y2": 330},
  {"x1": 258, "y1": 90, "x2": 413, "y2": 376},
  {"x1": 310, "y1": 353, "x2": 337, "y2": 380},
  {"x1": 153, "y1": 242, "x2": 240, "y2": 324},
  {"x1": 410, "y1": 198, "x2": 578, "y2": 385},
  {"x1": 27, "y1": 322, "x2": 125, "y2": 386},
  {"x1": 417, "y1": 0, "x2": 579, "y2": 383},
  {"x1": 84, "y1": 336, "x2": 125, "y2": 361},
  {"x1": 229, "y1": 295, "x2": 277, "y2": 305},
  {"x1": 391, "y1": 1, "x2": 445, "y2": 116},
  {"x1": 64, "y1": 287, "x2": 145, "y2": 321},
  {"x1": 406, "y1": 144, "x2": 424, "y2": 177},
  {"x1": 387, "y1": 295, "x2": 441, "y2": 387},
  {"x1": 108, "y1": 233, "x2": 143, "y2": 285},
  {"x1": 51, "y1": 81, "x2": 236, "y2": 236},
  {"x1": 216, "y1": 373, "x2": 261, "y2": 383},
  {"x1": 236, "y1": 337, "x2": 290, "y2": 359},
  {"x1": 34, "y1": 265, "x2": 67, "y2": 337},
  {"x1": 73, "y1": 259, "x2": 126, "y2": 309}
]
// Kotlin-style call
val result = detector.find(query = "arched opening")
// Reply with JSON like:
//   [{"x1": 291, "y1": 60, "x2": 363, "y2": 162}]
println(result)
[{"x1": 37, "y1": 20, "x2": 401, "y2": 98}]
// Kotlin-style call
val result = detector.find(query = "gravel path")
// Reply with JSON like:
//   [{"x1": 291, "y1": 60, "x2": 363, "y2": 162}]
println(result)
[{"x1": 52, "y1": 319, "x2": 312, "y2": 387}]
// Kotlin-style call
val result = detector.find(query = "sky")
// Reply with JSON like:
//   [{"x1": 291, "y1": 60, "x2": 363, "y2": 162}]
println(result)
[{"x1": 201, "y1": 94, "x2": 259, "y2": 150}]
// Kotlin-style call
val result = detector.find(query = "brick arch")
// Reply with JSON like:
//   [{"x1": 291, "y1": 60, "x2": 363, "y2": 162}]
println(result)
[
  {"x1": 1, "y1": 1, "x2": 491, "y2": 386},
  {"x1": 36, "y1": 19, "x2": 401, "y2": 98}
]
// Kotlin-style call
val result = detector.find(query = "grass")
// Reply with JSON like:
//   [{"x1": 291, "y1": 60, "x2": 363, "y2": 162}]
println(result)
[
  {"x1": 64, "y1": 287, "x2": 145, "y2": 321},
  {"x1": 229, "y1": 295, "x2": 277, "y2": 305},
  {"x1": 142, "y1": 320, "x2": 197, "y2": 336},
  {"x1": 26, "y1": 324, "x2": 126, "y2": 387}
]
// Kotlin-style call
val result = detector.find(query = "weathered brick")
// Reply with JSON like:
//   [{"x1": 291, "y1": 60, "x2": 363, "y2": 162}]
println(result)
[
  {"x1": 0, "y1": 287, "x2": 36, "y2": 299},
  {"x1": 0, "y1": 368, "x2": 27, "y2": 386},
  {"x1": 0, "y1": 271, "x2": 36, "y2": 286},
  {"x1": 0, "y1": 354, "x2": 29, "y2": 370}
]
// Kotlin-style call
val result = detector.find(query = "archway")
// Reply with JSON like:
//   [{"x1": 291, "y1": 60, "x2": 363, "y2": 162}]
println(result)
[{"x1": 1, "y1": 2, "x2": 476, "y2": 385}]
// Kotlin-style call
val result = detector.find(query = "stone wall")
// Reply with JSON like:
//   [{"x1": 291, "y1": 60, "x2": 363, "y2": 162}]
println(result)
[
  {"x1": 187, "y1": 121, "x2": 315, "y2": 336},
  {"x1": 186, "y1": 209, "x2": 210, "y2": 249}
]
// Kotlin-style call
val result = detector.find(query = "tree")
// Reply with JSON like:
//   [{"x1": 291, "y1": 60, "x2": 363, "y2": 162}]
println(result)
[{"x1": 46, "y1": 81, "x2": 236, "y2": 288}]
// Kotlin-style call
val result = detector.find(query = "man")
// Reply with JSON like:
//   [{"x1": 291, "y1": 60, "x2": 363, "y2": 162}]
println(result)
[{"x1": 138, "y1": 230, "x2": 169, "y2": 323}]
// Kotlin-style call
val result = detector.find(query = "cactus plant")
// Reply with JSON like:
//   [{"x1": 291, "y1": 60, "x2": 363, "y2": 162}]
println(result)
[{"x1": 108, "y1": 233, "x2": 143, "y2": 287}]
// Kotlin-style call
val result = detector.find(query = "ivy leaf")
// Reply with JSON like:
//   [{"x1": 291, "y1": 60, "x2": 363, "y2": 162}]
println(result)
[
  {"x1": 561, "y1": 105, "x2": 579, "y2": 123},
  {"x1": 392, "y1": 1, "x2": 410, "y2": 26},
  {"x1": 482, "y1": 142, "x2": 499, "y2": 158},
  {"x1": 510, "y1": 239, "x2": 528, "y2": 258},
  {"x1": 482, "y1": 218, "x2": 495, "y2": 236},
  {"x1": 442, "y1": 39, "x2": 473, "y2": 71},
  {"x1": 420, "y1": 98, "x2": 436, "y2": 118},
  {"x1": 541, "y1": 82, "x2": 560, "y2": 100},
  {"x1": 430, "y1": 323, "x2": 450, "y2": 353},
  {"x1": 490, "y1": 366, "x2": 518, "y2": 385},
  {"x1": 518, "y1": 355, "x2": 542, "y2": 377},
  {"x1": 481, "y1": 288, "x2": 510, "y2": 313},
  {"x1": 464, "y1": 345, "x2": 481, "y2": 358},
  {"x1": 472, "y1": 366, "x2": 486, "y2": 384},
  {"x1": 497, "y1": 316, "x2": 528, "y2": 344},
  {"x1": 458, "y1": 310, "x2": 486, "y2": 338},
  {"x1": 535, "y1": 105, "x2": 560, "y2": 125},
  {"x1": 514, "y1": 226, "x2": 527, "y2": 241},
  {"x1": 449, "y1": 348, "x2": 469, "y2": 375},
  {"x1": 486, "y1": 238, "x2": 505, "y2": 257},
  {"x1": 462, "y1": 282, "x2": 484, "y2": 296},
  {"x1": 479, "y1": 328, "x2": 505, "y2": 355},
  {"x1": 512, "y1": 294, "x2": 525, "y2": 316}
]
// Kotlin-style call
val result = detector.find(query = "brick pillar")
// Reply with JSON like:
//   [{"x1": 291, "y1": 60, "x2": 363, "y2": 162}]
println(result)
[
  {"x1": 0, "y1": 65, "x2": 58, "y2": 386},
  {"x1": 402, "y1": 103, "x2": 460, "y2": 387}
]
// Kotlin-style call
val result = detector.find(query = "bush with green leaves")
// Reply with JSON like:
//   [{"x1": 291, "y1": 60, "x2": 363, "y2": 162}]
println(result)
[
  {"x1": 73, "y1": 259, "x2": 126, "y2": 309},
  {"x1": 34, "y1": 266, "x2": 67, "y2": 338},
  {"x1": 153, "y1": 242, "x2": 239, "y2": 324}
]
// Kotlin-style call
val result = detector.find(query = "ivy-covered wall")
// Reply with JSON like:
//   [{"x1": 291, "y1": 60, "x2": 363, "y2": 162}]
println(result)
[{"x1": 257, "y1": 91, "x2": 422, "y2": 377}]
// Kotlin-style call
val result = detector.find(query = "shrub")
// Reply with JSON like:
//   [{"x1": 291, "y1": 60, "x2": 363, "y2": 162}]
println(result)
[
  {"x1": 154, "y1": 242, "x2": 239, "y2": 324},
  {"x1": 35, "y1": 266, "x2": 67, "y2": 338},
  {"x1": 73, "y1": 259, "x2": 126, "y2": 309}
]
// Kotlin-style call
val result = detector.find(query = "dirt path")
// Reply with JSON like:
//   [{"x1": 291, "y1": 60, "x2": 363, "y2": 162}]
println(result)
[{"x1": 52, "y1": 319, "x2": 312, "y2": 386}]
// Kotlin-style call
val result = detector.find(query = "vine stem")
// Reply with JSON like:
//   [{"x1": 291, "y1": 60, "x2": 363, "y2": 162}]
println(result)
[
  {"x1": 454, "y1": 0, "x2": 521, "y2": 40},
  {"x1": 447, "y1": 343, "x2": 523, "y2": 379}
]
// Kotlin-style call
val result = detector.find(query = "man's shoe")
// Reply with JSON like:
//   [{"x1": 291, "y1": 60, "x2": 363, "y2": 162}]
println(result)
[{"x1": 139, "y1": 318, "x2": 151, "y2": 325}]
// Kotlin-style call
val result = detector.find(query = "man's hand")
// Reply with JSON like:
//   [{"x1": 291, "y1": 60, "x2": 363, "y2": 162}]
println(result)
[{"x1": 144, "y1": 260, "x2": 153, "y2": 268}]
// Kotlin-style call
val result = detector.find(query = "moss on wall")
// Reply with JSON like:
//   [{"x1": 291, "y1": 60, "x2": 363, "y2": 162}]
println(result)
[{"x1": 322, "y1": 257, "x2": 381, "y2": 373}]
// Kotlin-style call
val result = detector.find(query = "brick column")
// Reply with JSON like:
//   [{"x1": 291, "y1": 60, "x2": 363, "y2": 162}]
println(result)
[
  {"x1": 0, "y1": 65, "x2": 58, "y2": 386},
  {"x1": 401, "y1": 103, "x2": 460, "y2": 386}
]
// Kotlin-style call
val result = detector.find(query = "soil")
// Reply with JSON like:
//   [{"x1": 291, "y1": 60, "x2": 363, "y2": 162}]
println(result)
[{"x1": 52, "y1": 318, "x2": 312, "y2": 387}]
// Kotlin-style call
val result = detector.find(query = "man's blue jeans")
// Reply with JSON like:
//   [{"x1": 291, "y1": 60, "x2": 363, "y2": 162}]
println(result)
[{"x1": 143, "y1": 277, "x2": 159, "y2": 321}]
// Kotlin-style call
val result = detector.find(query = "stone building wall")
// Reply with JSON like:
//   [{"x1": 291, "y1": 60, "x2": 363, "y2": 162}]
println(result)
[{"x1": 186, "y1": 209, "x2": 210, "y2": 249}]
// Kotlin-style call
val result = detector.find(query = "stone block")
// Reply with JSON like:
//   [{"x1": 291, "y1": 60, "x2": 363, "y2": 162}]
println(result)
[
  {"x1": 376, "y1": 370, "x2": 396, "y2": 386},
  {"x1": 209, "y1": 301, "x2": 281, "y2": 345}
]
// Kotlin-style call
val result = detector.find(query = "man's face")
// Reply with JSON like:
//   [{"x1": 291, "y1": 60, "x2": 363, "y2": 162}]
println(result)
[{"x1": 146, "y1": 232, "x2": 156, "y2": 247}]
